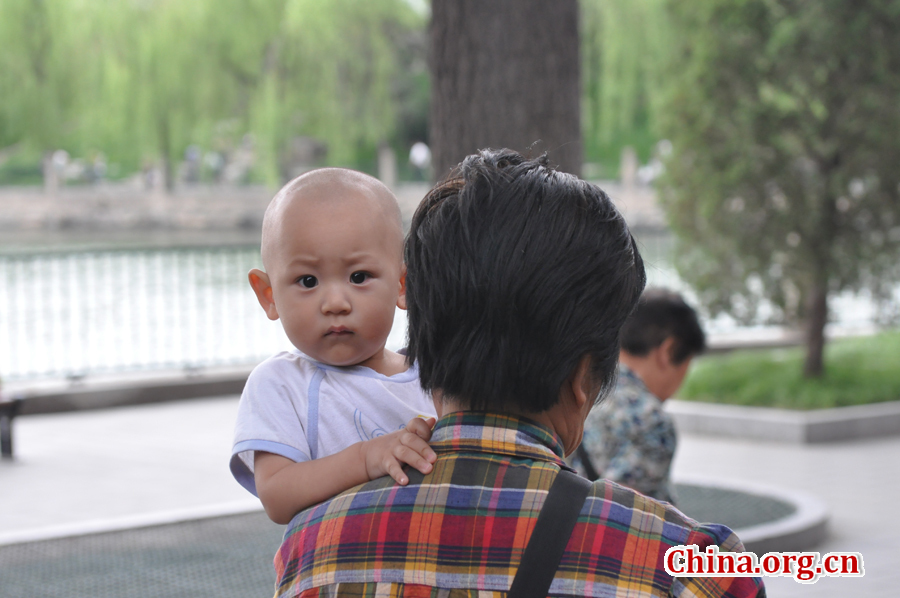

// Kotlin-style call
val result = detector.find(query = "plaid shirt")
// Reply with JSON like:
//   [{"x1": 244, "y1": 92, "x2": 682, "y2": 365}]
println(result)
[{"x1": 275, "y1": 412, "x2": 765, "y2": 598}]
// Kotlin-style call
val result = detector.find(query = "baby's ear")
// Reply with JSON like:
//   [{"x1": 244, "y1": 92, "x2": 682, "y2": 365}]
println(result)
[
  {"x1": 396, "y1": 264, "x2": 407, "y2": 310},
  {"x1": 249, "y1": 269, "x2": 279, "y2": 321}
]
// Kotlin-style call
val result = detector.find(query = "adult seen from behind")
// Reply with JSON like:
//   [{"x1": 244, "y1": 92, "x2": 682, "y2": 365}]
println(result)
[
  {"x1": 272, "y1": 150, "x2": 763, "y2": 597},
  {"x1": 578, "y1": 289, "x2": 705, "y2": 505}
]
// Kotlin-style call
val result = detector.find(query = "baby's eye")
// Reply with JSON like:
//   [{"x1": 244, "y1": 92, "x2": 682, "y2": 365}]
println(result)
[
  {"x1": 349, "y1": 271, "x2": 370, "y2": 284},
  {"x1": 298, "y1": 275, "x2": 318, "y2": 289}
]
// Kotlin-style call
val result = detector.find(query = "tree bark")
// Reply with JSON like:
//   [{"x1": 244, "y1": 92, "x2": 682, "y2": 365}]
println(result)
[
  {"x1": 42, "y1": 151, "x2": 58, "y2": 195},
  {"x1": 803, "y1": 282, "x2": 828, "y2": 378},
  {"x1": 158, "y1": 114, "x2": 175, "y2": 193},
  {"x1": 429, "y1": 0, "x2": 582, "y2": 180}
]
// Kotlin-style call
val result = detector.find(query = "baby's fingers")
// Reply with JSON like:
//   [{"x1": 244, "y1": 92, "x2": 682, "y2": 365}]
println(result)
[
  {"x1": 383, "y1": 456, "x2": 410, "y2": 486},
  {"x1": 406, "y1": 417, "x2": 436, "y2": 442},
  {"x1": 396, "y1": 434, "x2": 436, "y2": 473}
]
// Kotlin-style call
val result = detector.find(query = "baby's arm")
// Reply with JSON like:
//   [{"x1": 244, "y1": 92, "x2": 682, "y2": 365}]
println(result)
[{"x1": 254, "y1": 417, "x2": 436, "y2": 524}]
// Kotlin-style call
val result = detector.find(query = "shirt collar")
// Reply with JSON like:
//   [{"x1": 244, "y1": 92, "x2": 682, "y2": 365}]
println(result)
[
  {"x1": 618, "y1": 362, "x2": 644, "y2": 387},
  {"x1": 431, "y1": 412, "x2": 568, "y2": 468},
  {"x1": 618, "y1": 362, "x2": 663, "y2": 405}
]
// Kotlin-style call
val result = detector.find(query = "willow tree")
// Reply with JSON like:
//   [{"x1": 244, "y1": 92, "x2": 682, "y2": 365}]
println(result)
[
  {"x1": 129, "y1": 1, "x2": 230, "y2": 190},
  {"x1": 580, "y1": 0, "x2": 671, "y2": 169},
  {"x1": 0, "y1": 0, "x2": 223, "y2": 189},
  {"x1": 430, "y1": 0, "x2": 582, "y2": 178},
  {"x1": 74, "y1": 1, "x2": 176, "y2": 180},
  {"x1": 658, "y1": 0, "x2": 900, "y2": 377},
  {"x1": 0, "y1": 0, "x2": 423, "y2": 187},
  {"x1": 244, "y1": 0, "x2": 424, "y2": 184},
  {"x1": 0, "y1": 0, "x2": 92, "y2": 187}
]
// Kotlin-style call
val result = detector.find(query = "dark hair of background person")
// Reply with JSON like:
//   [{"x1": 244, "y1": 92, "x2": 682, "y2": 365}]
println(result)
[
  {"x1": 619, "y1": 288, "x2": 706, "y2": 364},
  {"x1": 405, "y1": 148, "x2": 647, "y2": 413}
]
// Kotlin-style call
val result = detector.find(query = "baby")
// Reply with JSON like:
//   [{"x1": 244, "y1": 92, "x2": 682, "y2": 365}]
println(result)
[{"x1": 230, "y1": 168, "x2": 437, "y2": 524}]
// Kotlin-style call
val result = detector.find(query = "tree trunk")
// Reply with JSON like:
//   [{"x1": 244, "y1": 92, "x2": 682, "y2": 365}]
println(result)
[
  {"x1": 803, "y1": 282, "x2": 828, "y2": 378},
  {"x1": 42, "y1": 151, "x2": 58, "y2": 195},
  {"x1": 158, "y1": 115, "x2": 175, "y2": 193},
  {"x1": 162, "y1": 152, "x2": 174, "y2": 193},
  {"x1": 429, "y1": 0, "x2": 582, "y2": 180}
]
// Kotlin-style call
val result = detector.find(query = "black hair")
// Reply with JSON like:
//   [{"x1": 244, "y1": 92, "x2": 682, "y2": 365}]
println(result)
[
  {"x1": 405, "y1": 148, "x2": 646, "y2": 413},
  {"x1": 619, "y1": 288, "x2": 706, "y2": 364}
]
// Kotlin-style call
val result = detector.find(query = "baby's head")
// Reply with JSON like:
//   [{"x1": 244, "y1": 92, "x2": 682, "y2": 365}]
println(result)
[{"x1": 249, "y1": 168, "x2": 405, "y2": 370}]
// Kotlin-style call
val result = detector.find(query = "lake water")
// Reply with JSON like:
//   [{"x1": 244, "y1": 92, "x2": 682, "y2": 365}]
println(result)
[{"x1": 0, "y1": 232, "x2": 887, "y2": 382}]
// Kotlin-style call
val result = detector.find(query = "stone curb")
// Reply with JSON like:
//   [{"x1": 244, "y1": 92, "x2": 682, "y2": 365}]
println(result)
[
  {"x1": 4, "y1": 367, "x2": 252, "y2": 417},
  {"x1": 0, "y1": 474, "x2": 825, "y2": 554},
  {"x1": 675, "y1": 475, "x2": 829, "y2": 554},
  {"x1": 666, "y1": 399, "x2": 900, "y2": 443},
  {"x1": 0, "y1": 499, "x2": 264, "y2": 547}
]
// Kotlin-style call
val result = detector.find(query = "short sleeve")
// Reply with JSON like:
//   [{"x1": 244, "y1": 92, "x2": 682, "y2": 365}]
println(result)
[{"x1": 230, "y1": 354, "x2": 315, "y2": 496}]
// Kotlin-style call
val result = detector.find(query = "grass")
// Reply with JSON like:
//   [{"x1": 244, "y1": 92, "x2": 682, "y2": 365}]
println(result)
[{"x1": 677, "y1": 330, "x2": 900, "y2": 410}]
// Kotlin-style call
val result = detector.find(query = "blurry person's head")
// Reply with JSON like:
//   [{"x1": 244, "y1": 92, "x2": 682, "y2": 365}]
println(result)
[
  {"x1": 405, "y1": 148, "x2": 646, "y2": 433},
  {"x1": 619, "y1": 288, "x2": 706, "y2": 400},
  {"x1": 248, "y1": 168, "x2": 406, "y2": 372}
]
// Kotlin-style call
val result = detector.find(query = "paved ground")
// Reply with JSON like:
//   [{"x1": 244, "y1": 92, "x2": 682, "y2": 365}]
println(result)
[
  {"x1": 1, "y1": 395, "x2": 896, "y2": 596},
  {"x1": 672, "y1": 432, "x2": 900, "y2": 597},
  {"x1": 0, "y1": 512, "x2": 285, "y2": 598},
  {"x1": 0, "y1": 396, "x2": 257, "y2": 541}
]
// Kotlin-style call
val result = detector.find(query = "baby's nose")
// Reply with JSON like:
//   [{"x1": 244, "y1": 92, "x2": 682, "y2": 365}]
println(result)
[{"x1": 321, "y1": 285, "x2": 352, "y2": 314}]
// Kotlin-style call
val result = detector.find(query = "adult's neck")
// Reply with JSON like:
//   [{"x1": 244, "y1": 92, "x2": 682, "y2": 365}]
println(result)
[
  {"x1": 618, "y1": 349, "x2": 664, "y2": 400},
  {"x1": 438, "y1": 399, "x2": 555, "y2": 428},
  {"x1": 436, "y1": 394, "x2": 585, "y2": 458}
]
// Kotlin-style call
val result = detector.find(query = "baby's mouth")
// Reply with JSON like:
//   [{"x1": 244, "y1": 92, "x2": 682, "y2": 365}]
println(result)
[{"x1": 325, "y1": 326, "x2": 353, "y2": 337}]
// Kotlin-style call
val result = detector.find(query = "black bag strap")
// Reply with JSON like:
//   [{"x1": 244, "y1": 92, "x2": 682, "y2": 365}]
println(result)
[
  {"x1": 575, "y1": 443, "x2": 601, "y2": 482},
  {"x1": 508, "y1": 469, "x2": 593, "y2": 598}
]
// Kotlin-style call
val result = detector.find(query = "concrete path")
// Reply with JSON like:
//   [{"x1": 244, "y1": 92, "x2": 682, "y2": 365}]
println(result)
[
  {"x1": 672, "y1": 432, "x2": 900, "y2": 597},
  {"x1": 1, "y1": 396, "x2": 896, "y2": 596},
  {"x1": 0, "y1": 396, "x2": 258, "y2": 543}
]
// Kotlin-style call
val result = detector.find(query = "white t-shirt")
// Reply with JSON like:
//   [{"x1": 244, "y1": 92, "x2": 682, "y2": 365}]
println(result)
[{"x1": 230, "y1": 349, "x2": 436, "y2": 496}]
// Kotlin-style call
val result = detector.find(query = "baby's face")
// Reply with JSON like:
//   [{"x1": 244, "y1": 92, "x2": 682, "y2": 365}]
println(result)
[{"x1": 265, "y1": 186, "x2": 404, "y2": 368}]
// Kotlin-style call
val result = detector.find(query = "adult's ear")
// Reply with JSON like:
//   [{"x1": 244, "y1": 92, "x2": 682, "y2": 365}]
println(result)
[
  {"x1": 655, "y1": 336, "x2": 678, "y2": 370},
  {"x1": 555, "y1": 355, "x2": 597, "y2": 457},
  {"x1": 570, "y1": 355, "x2": 595, "y2": 411},
  {"x1": 396, "y1": 264, "x2": 407, "y2": 310},
  {"x1": 248, "y1": 269, "x2": 279, "y2": 321}
]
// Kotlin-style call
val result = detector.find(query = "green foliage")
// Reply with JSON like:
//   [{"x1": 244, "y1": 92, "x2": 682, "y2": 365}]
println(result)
[
  {"x1": 657, "y1": 0, "x2": 900, "y2": 373},
  {"x1": 580, "y1": 0, "x2": 671, "y2": 169},
  {"x1": 0, "y1": 148, "x2": 44, "y2": 185},
  {"x1": 244, "y1": 0, "x2": 424, "y2": 183},
  {"x1": 0, "y1": 0, "x2": 426, "y2": 186},
  {"x1": 0, "y1": 0, "x2": 666, "y2": 186},
  {"x1": 679, "y1": 331, "x2": 900, "y2": 409},
  {"x1": 0, "y1": 0, "x2": 89, "y2": 151}
]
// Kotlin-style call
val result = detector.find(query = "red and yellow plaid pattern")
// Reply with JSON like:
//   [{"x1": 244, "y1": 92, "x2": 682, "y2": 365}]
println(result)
[{"x1": 275, "y1": 412, "x2": 765, "y2": 598}]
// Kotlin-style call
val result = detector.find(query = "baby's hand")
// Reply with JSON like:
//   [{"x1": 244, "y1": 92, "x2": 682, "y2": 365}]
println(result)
[{"x1": 361, "y1": 417, "x2": 437, "y2": 485}]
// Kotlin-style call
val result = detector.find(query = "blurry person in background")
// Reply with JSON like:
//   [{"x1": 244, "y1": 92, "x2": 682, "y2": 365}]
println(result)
[{"x1": 577, "y1": 288, "x2": 706, "y2": 504}]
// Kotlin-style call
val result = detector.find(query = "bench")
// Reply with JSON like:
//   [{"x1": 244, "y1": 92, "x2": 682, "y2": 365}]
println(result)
[
  {"x1": 0, "y1": 369, "x2": 249, "y2": 459},
  {"x1": 0, "y1": 398, "x2": 23, "y2": 459}
]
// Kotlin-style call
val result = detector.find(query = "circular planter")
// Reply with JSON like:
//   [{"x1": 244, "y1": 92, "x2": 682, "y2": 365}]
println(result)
[{"x1": 675, "y1": 475, "x2": 828, "y2": 553}]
